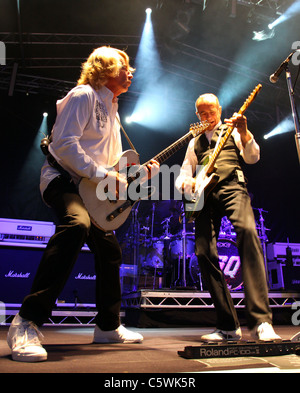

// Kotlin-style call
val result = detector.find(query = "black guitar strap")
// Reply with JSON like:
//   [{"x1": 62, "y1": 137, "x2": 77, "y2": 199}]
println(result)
[{"x1": 40, "y1": 135, "x2": 73, "y2": 182}]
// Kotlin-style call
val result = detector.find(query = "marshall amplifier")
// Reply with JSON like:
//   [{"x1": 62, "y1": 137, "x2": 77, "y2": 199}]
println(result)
[
  {"x1": 267, "y1": 243, "x2": 300, "y2": 291},
  {"x1": 0, "y1": 244, "x2": 96, "y2": 304},
  {"x1": 57, "y1": 250, "x2": 97, "y2": 304},
  {"x1": 281, "y1": 265, "x2": 300, "y2": 291},
  {"x1": 0, "y1": 244, "x2": 45, "y2": 303},
  {"x1": 267, "y1": 242, "x2": 300, "y2": 265},
  {"x1": 0, "y1": 243, "x2": 136, "y2": 305},
  {"x1": 0, "y1": 218, "x2": 56, "y2": 247},
  {"x1": 0, "y1": 218, "x2": 97, "y2": 304},
  {"x1": 59, "y1": 258, "x2": 136, "y2": 304}
]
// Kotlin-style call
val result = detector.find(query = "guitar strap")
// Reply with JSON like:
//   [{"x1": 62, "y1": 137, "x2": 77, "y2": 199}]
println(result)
[
  {"x1": 40, "y1": 134, "x2": 73, "y2": 182},
  {"x1": 116, "y1": 115, "x2": 140, "y2": 157},
  {"x1": 212, "y1": 126, "x2": 226, "y2": 156}
]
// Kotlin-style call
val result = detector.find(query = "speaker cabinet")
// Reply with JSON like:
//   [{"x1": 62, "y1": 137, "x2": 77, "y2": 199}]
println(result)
[
  {"x1": 0, "y1": 245, "x2": 96, "y2": 304},
  {"x1": 268, "y1": 261, "x2": 300, "y2": 291}
]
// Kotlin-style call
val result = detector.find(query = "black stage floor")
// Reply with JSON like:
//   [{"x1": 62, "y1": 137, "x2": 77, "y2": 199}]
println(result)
[{"x1": 1, "y1": 325, "x2": 300, "y2": 376}]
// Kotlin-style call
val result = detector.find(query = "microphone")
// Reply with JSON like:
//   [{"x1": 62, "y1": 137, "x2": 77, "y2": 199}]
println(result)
[{"x1": 269, "y1": 50, "x2": 299, "y2": 83}]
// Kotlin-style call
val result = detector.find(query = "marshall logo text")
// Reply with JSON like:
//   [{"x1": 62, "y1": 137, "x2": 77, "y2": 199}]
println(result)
[
  {"x1": 75, "y1": 273, "x2": 96, "y2": 280},
  {"x1": 5, "y1": 270, "x2": 30, "y2": 279}
]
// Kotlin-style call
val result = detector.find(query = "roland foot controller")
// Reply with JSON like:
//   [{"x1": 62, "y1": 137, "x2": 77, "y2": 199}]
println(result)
[{"x1": 178, "y1": 334, "x2": 300, "y2": 359}]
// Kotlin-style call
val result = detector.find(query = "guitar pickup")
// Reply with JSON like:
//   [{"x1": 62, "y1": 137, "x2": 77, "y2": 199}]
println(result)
[{"x1": 106, "y1": 200, "x2": 133, "y2": 222}]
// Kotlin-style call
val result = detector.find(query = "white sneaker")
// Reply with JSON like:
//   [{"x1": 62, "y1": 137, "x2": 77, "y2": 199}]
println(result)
[
  {"x1": 251, "y1": 322, "x2": 282, "y2": 341},
  {"x1": 201, "y1": 327, "x2": 242, "y2": 342},
  {"x1": 7, "y1": 314, "x2": 47, "y2": 362},
  {"x1": 93, "y1": 324, "x2": 143, "y2": 344}
]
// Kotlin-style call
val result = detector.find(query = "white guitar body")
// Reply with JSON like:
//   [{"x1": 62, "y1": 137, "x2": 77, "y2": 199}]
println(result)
[
  {"x1": 79, "y1": 150, "x2": 142, "y2": 232},
  {"x1": 78, "y1": 121, "x2": 211, "y2": 231},
  {"x1": 185, "y1": 166, "x2": 219, "y2": 221}
]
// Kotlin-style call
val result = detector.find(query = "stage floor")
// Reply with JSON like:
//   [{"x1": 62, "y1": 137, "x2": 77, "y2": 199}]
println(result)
[{"x1": 1, "y1": 325, "x2": 300, "y2": 375}]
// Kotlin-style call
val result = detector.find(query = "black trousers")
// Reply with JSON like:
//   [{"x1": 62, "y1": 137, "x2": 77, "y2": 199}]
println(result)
[
  {"x1": 19, "y1": 176, "x2": 122, "y2": 330},
  {"x1": 195, "y1": 177, "x2": 272, "y2": 330}
]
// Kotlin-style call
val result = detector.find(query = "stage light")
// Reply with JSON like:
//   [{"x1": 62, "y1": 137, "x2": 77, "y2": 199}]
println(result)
[
  {"x1": 252, "y1": 28, "x2": 275, "y2": 41},
  {"x1": 218, "y1": 42, "x2": 263, "y2": 111},
  {"x1": 268, "y1": 22, "x2": 274, "y2": 30},
  {"x1": 264, "y1": 117, "x2": 295, "y2": 140},
  {"x1": 39, "y1": 113, "x2": 49, "y2": 136},
  {"x1": 16, "y1": 112, "x2": 50, "y2": 185},
  {"x1": 266, "y1": 0, "x2": 300, "y2": 30},
  {"x1": 127, "y1": 4, "x2": 164, "y2": 129},
  {"x1": 126, "y1": 4, "x2": 192, "y2": 131},
  {"x1": 146, "y1": 8, "x2": 152, "y2": 15},
  {"x1": 125, "y1": 112, "x2": 145, "y2": 124}
]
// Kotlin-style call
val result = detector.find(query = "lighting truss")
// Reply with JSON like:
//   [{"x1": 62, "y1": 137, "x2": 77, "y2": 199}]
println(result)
[{"x1": 0, "y1": 32, "x2": 142, "y2": 47}]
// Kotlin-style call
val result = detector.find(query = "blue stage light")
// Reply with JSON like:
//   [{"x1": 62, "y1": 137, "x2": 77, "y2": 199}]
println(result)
[{"x1": 264, "y1": 117, "x2": 295, "y2": 140}]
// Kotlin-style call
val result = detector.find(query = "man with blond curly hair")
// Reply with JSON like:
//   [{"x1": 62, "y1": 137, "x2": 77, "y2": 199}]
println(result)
[{"x1": 7, "y1": 46, "x2": 159, "y2": 362}]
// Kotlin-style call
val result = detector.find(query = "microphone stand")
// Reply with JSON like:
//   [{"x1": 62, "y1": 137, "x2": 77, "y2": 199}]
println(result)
[
  {"x1": 173, "y1": 204, "x2": 187, "y2": 289},
  {"x1": 181, "y1": 210, "x2": 187, "y2": 288},
  {"x1": 150, "y1": 203, "x2": 155, "y2": 245},
  {"x1": 132, "y1": 202, "x2": 140, "y2": 292},
  {"x1": 284, "y1": 63, "x2": 300, "y2": 164},
  {"x1": 255, "y1": 208, "x2": 270, "y2": 288}
]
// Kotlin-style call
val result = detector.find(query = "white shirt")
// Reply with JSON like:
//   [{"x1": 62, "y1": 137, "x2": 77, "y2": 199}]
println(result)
[
  {"x1": 175, "y1": 121, "x2": 260, "y2": 190},
  {"x1": 40, "y1": 84, "x2": 122, "y2": 195}
]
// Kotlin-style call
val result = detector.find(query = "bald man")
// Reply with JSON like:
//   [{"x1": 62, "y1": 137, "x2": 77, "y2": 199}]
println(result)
[{"x1": 176, "y1": 93, "x2": 281, "y2": 342}]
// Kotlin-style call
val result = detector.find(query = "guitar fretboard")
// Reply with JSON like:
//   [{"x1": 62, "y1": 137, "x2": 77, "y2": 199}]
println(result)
[
  {"x1": 206, "y1": 127, "x2": 233, "y2": 175},
  {"x1": 145, "y1": 131, "x2": 194, "y2": 166},
  {"x1": 126, "y1": 121, "x2": 209, "y2": 185},
  {"x1": 205, "y1": 84, "x2": 262, "y2": 176},
  {"x1": 143, "y1": 121, "x2": 209, "y2": 167}
]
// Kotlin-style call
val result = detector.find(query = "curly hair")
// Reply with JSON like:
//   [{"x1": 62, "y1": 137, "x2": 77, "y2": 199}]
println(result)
[{"x1": 77, "y1": 46, "x2": 135, "y2": 90}]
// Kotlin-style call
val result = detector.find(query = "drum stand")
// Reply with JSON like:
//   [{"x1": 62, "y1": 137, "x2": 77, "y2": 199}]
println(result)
[
  {"x1": 149, "y1": 203, "x2": 162, "y2": 289},
  {"x1": 139, "y1": 202, "x2": 163, "y2": 290},
  {"x1": 161, "y1": 215, "x2": 172, "y2": 240},
  {"x1": 255, "y1": 208, "x2": 270, "y2": 287},
  {"x1": 131, "y1": 202, "x2": 141, "y2": 292},
  {"x1": 172, "y1": 204, "x2": 196, "y2": 289}
]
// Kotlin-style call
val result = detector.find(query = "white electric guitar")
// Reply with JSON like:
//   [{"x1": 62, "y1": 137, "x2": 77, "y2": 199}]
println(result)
[
  {"x1": 185, "y1": 84, "x2": 262, "y2": 222},
  {"x1": 79, "y1": 121, "x2": 210, "y2": 232}
]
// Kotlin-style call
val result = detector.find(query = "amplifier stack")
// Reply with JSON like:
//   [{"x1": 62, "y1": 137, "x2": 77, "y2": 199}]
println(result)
[
  {"x1": 1, "y1": 216, "x2": 300, "y2": 307},
  {"x1": 267, "y1": 242, "x2": 300, "y2": 291},
  {"x1": 0, "y1": 218, "x2": 135, "y2": 305}
]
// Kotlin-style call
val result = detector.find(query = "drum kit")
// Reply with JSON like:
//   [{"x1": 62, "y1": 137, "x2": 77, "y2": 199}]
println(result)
[{"x1": 119, "y1": 200, "x2": 270, "y2": 293}]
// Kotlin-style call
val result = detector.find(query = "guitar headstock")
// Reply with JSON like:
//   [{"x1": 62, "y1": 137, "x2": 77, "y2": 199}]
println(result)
[{"x1": 190, "y1": 120, "x2": 210, "y2": 137}]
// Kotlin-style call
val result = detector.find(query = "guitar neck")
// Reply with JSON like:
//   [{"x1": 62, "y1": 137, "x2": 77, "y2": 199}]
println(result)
[
  {"x1": 143, "y1": 131, "x2": 195, "y2": 167},
  {"x1": 142, "y1": 121, "x2": 209, "y2": 168},
  {"x1": 205, "y1": 84, "x2": 262, "y2": 175},
  {"x1": 126, "y1": 123, "x2": 209, "y2": 184},
  {"x1": 205, "y1": 125, "x2": 234, "y2": 175}
]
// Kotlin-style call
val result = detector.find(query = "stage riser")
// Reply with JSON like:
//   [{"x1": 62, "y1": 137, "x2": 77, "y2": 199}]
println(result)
[
  {"x1": 122, "y1": 289, "x2": 300, "y2": 327},
  {"x1": 123, "y1": 307, "x2": 298, "y2": 328}
]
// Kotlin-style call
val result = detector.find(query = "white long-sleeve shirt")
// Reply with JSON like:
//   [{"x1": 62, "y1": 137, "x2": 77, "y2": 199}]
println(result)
[
  {"x1": 175, "y1": 121, "x2": 260, "y2": 190},
  {"x1": 40, "y1": 84, "x2": 122, "y2": 196}
]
